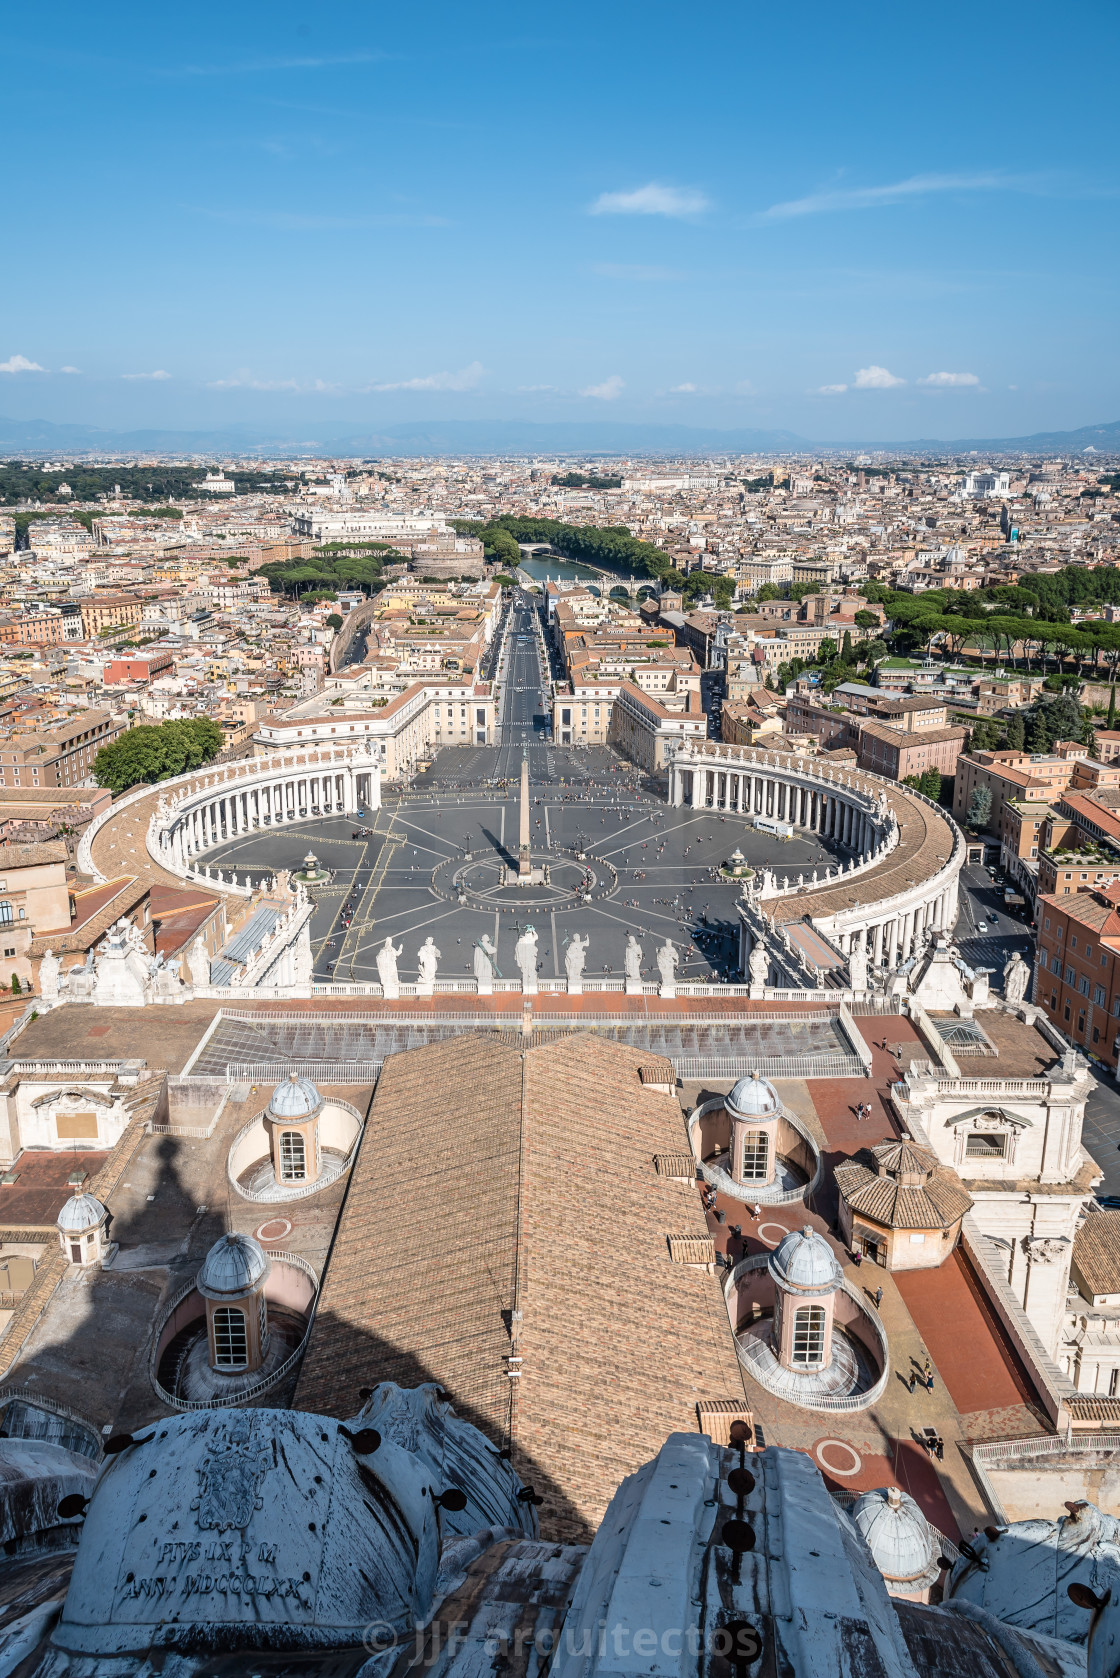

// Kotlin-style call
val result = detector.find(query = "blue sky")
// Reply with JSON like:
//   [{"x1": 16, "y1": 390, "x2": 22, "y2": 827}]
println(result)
[{"x1": 3, "y1": 0, "x2": 1118, "y2": 441}]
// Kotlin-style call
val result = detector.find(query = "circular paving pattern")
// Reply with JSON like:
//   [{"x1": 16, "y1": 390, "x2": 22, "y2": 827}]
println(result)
[
  {"x1": 430, "y1": 848, "x2": 618, "y2": 912},
  {"x1": 255, "y1": 1217, "x2": 293, "y2": 1242},
  {"x1": 814, "y1": 1439, "x2": 863, "y2": 1476}
]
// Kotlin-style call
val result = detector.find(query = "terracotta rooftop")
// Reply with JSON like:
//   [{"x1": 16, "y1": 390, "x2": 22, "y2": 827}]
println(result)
[
  {"x1": 1073, "y1": 1208, "x2": 1120, "y2": 1297},
  {"x1": 294, "y1": 1031, "x2": 744, "y2": 1542},
  {"x1": 834, "y1": 1143, "x2": 972, "y2": 1230}
]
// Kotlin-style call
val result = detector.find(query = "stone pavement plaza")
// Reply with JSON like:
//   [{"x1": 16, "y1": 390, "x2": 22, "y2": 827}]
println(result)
[{"x1": 201, "y1": 743, "x2": 843, "y2": 985}]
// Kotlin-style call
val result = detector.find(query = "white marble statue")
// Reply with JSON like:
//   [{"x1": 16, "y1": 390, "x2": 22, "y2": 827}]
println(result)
[
  {"x1": 623, "y1": 933, "x2": 644, "y2": 983},
  {"x1": 67, "y1": 949, "x2": 97, "y2": 1000},
  {"x1": 564, "y1": 934, "x2": 589, "y2": 991},
  {"x1": 848, "y1": 943, "x2": 869, "y2": 994},
  {"x1": 1003, "y1": 950, "x2": 1030, "y2": 1007},
  {"x1": 91, "y1": 919, "x2": 153, "y2": 1007},
  {"x1": 656, "y1": 939, "x2": 679, "y2": 997},
  {"x1": 150, "y1": 955, "x2": 184, "y2": 999},
  {"x1": 376, "y1": 936, "x2": 404, "y2": 999},
  {"x1": 748, "y1": 940, "x2": 769, "y2": 989},
  {"x1": 39, "y1": 948, "x2": 60, "y2": 1004},
  {"x1": 515, "y1": 925, "x2": 539, "y2": 992},
  {"x1": 473, "y1": 933, "x2": 498, "y2": 990},
  {"x1": 188, "y1": 934, "x2": 211, "y2": 990},
  {"x1": 416, "y1": 936, "x2": 441, "y2": 995}
]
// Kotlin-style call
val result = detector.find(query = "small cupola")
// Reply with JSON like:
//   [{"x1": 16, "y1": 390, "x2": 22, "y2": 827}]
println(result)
[
  {"x1": 57, "y1": 1192, "x2": 111, "y2": 1268},
  {"x1": 196, "y1": 1232, "x2": 272, "y2": 1375}
]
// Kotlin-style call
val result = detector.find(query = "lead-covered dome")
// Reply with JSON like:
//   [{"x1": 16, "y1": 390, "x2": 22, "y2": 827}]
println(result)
[
  {"x1": 851, "y1": 1485, "x2": 940, "y2": 1590},
  {"x1": 267, "y1": 1070, "x2": 323, "y2": 1121},
  {"x1": 56, "y1": 1192, "x2": 107, "y2": 1235},
  {"x1": 769, "y1": 1224, "x2": 843, "y2": 1293},
  {"x1": 197, "y1": 1231, "x2": 270, "y2": 1299},
  {"x1": 727, "y1": 1071, "x2": 781, "y2": 1121}
]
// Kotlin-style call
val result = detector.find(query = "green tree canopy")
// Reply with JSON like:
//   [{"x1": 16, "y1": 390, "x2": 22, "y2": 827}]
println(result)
[{"x1": 93, "y1": 718, "x2": 224, "y2": 795}]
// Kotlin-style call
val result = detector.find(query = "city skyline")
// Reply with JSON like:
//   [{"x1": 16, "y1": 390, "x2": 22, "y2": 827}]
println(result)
[{"x1": 3, "y1": 0, "x2": 1117, "y2": 439}]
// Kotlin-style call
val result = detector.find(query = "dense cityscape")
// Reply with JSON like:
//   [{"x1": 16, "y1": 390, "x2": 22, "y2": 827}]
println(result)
[{"x1": 3, "y1": 0, "x2": 1120, "y2": 1663}]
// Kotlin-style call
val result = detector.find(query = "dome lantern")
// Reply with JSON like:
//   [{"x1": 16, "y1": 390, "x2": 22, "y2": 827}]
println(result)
[
  {"x1": 263, "y1": 1070, "x2": 324, "y2": 1187},
  {"x1": 197, "y1": 1233, "x2": 272, "y2": 1376},
  {"x1": 725, "y1": 1071, "x2": 782, "y2": 1190},
  {"x1": 768, "y1": 1225, "x2": 843, "y2": 1373}
]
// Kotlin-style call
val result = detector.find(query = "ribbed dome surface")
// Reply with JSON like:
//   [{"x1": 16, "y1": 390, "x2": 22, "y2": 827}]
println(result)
[
  {"x1": 851, "y1": 1486, "x2": 939, "y2": 1587},
  {"x1": 197, "y1": 1232, "x2": 270, "y2": 1298},
  {"x1": 727, "y1": 1071, "x2": 780, "y2": 1120},
  {"x1": 56, "y1": 1193, "x2": 106, "y2": 1235},
  {"x1": 769, "y1": 1224, "x2": 842, "y2": 1292},
  {"x1": 268, "y1": 1070, "x2": 322, "y2": 1120}
]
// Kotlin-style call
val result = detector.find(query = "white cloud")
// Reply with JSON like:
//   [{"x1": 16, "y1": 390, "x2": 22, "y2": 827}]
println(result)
[
  {"x1": 369, "y1": 361, "x2": 484, "y2": 392},
  {"x1": 208, "y1": 371, "x2": 302, "y2": 390},
  {"x1": 121, "y1": 369, "x2": 171, "y2": 381},
  {"x1": 760, "y1": 171, "x2": 1030, "y2": 220},
  {"x1": 670, "y1": 382, "x2": 698, "y2": 393},
  {"x1": 580, "y1": 375, "x2": 625, "y2": 400},
  {"x1": 0, "y1": 355, "x2": 46, "y2": 374},
  {"x1": 918, "y1": 370, "x2": 980, "y2": 387},
  {"x1": 853, "y1": 365, "x2": 905, "y2": 389},
  {"x1": 589, "y1": 182, "x2": 708, "y2": 217},
  {"x1": 818, "y1": 383, "x2": 848, "y2": 394},
  {"x1": 59, "y1": 365, "x2": 82, "y2": 375}
]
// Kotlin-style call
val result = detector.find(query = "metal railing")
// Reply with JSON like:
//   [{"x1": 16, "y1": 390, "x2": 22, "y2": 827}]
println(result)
[
  {"x1": 674, "y1": 1053, "x2": 862, "y2": 1080},
  {"x1": 0, "y1": 1386, "x2": 104, "y2": 1458},
  {"x1": 226, "y1": 1061, "x2": 382, "y2": 1086},
  {"x1": 970, "y1": 1432, "x2": 1120, "y2": 1466}
]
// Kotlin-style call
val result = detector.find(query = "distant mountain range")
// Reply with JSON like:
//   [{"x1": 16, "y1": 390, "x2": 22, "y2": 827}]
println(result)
[{"x1": 1, "y1": 414, "x2": 1118, "y2": 458}]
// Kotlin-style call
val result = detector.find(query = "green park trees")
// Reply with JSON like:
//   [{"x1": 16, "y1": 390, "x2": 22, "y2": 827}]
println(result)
[{"x1": 93, "y1": 718, "x2": 224, "y2": 795}]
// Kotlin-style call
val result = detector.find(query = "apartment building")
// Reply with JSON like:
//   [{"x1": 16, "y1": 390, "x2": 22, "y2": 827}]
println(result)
[
  {"x1": 103, "y1": 651, "x2": 175, "y2": 685},
  {"x1": 79, "y1": 593, "x2": 143, "y2": 637},
  {"x1": 255, "y1": 679, "x2": 497, "y2": 776},
  {"x1": 855, "y1": 722, "x2": 967, "y2": 783},
  {"x1": 954, "y1": 749, "x2": 1086, "y2": 834},
  {"x1": 0, "y1": 610, "x2": 67, "y2": 647},
  {"x1": 1036, "y1": 882, "x2": 1120, "y2": 1069},
  {"x1": 0, "y1": 840, "x2": 72, "y2": 988},
  {"x1": 0, "y1": 710, "x2": 129, "y2": 790}
]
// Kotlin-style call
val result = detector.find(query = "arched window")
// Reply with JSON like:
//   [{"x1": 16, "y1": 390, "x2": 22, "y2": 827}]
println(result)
[
  {"x1": 792, "y1": 1304, "x2": 826, "y2": 1366},
  {"x1": 279, "y1": 1130, "x2": 307, "y2": 1182},
  {"x1": 0, "y1": 902, "x2": 12, "y2": 925},
  {"x1": 740, "y1": 1130, "x2": 770, "y2": 1181},
  {"x1": 213, "y1": 1306, "x2": 248, "y2": 1369},
  {"x1": 258, "y1": 1293, "x2": 269, "y2": 1355}
]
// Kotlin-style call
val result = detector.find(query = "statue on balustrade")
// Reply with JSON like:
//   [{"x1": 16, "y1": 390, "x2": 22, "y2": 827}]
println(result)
[
  {"x1": 376, "y1": 936, "x2": 404, "y2": 999},
  {"x1": 416, "y1": 937, "x2": 441, "y2": 994},
  {"x1": 564, "y1": 934, "x2": 589, "y2": 990}
]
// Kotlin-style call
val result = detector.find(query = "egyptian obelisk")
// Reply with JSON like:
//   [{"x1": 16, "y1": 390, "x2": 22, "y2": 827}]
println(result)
[{"x1": 518, "y1": 748, "x2": 532, "y2": 876}]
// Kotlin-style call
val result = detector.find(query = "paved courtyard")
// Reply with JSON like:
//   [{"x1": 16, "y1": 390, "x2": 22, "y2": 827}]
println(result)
[{"x1": 204, "y1": 758, "x2": 845, "y2": 984}]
